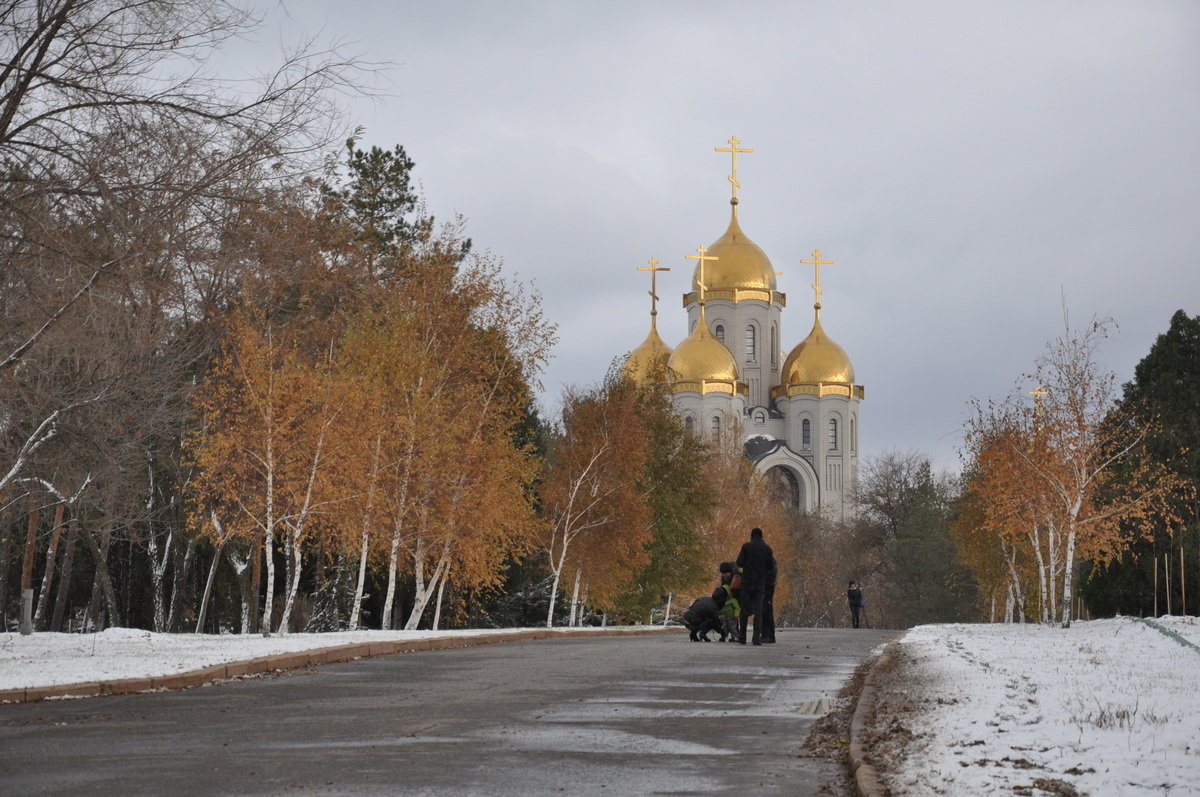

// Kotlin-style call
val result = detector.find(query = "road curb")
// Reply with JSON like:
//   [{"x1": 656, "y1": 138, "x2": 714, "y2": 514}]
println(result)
[
  {"x1": 0, "y1": 626, "x2": 679, "y2": 705},
  {"x1": 848, "y1": 638, "x2": 900, "y2": 797}
]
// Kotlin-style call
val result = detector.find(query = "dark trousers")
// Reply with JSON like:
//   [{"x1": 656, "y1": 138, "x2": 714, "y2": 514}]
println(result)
[
  {"x1": 761, "y1": 583, "x2": 776, "y2": 641},
  {"x1": 686, "y1": 615, "x2": 722, "y2": 640},
  {"x1": 739, "y1": 583, "x2": 765, "y2": 643},
  {"x1": 850, "y1": 604, "x2": 862, "y2": 628}
]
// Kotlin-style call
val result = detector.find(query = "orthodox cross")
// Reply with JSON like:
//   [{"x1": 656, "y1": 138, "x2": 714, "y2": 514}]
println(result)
[
  {"x1": 686, "y1": 245, "x2": 719, "y2": 304},
  {"x1": 714, "y1": 135, "x2": 753, "y2": 202},
  {"x1": 1029, "y1": 386, "x2": 1050, "y2": 430},
  {"x1": 800, "y1": 249, "x2": 834, "y2": 308},
  {"x1": 636, "y1": 257, "x2": 671, "y2": 317}
]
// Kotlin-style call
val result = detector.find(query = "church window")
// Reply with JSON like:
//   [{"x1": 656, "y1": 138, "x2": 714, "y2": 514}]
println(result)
[
  {"x1": 851, "y1": 418, "x2": 856, "y2": 452},
  {"x1": 714, "y1": 324, "x2": 725, "y2": 342},
  {"x1": 802, "y1": 418, "x2": 811, "y2": 446},
  {"x1": 711, "y1": 415, "x2": 721, "y2": 442},
  {"x1": 745, "y1": 325, "x2": 757, "y2": 361},
  {"x1": 770, "y1": 326, "x2": 778, "y2": 366},
  {"x1": 753, "y1": 410, "x2": 766, "y2": 424},
  {"x1": 685, "y1": 416, "x2": 695, "y2": 435},
  {"x1": 829, "y1": 418, "x2": 839, "y2": 450}
]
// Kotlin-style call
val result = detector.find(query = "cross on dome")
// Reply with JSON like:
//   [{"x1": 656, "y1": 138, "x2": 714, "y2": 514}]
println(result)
[
  {"x1": 636, "y1": 257, "x2": 670, "y2": 317},
  {"x1": 714, "y1": 135, "x2": 753, "y2": 203},
  {"x1": 801, "y1": 249, "x2": 835, "y2": 310},
  {"x1": 686, "y1": 245, "x2": 719, "y2": 304}
]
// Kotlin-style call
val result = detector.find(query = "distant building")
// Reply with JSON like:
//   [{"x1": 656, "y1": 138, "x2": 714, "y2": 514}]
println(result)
[{"x1": 621, "y1": 138, "x2": 864, "y2": 520}]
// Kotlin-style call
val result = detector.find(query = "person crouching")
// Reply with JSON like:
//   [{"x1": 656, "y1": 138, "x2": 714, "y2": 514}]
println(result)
[{"x1": 682, "y1": 588, "x2": 728, "y2": 642}]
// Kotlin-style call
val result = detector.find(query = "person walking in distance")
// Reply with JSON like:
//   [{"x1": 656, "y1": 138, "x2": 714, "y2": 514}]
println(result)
[
  {"x1": 847, "y1": 581, "x2": 865, "y2": 628},
  {"x1": 736, "y1": 527, "x2": 774, "y2": 646}
]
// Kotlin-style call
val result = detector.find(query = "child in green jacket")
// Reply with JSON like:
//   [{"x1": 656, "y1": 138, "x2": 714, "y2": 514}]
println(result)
[{"x1": 718, "y1": 561, "x2": 742, "y2": 642}]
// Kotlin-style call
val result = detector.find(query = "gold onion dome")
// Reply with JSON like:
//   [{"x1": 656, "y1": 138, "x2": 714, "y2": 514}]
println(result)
[
  {"x1": 690, "y1": 206, "x2": 777, "y2": 294},
  {"x1": 781, "y1": 312, "x2": 855, "y2": 385},
  {"x1": 667, "y1": 308, "x2": 740, "y2": 385},
  {"x1": 622, "y1": 318, "x2": 674, "y2": 385}
]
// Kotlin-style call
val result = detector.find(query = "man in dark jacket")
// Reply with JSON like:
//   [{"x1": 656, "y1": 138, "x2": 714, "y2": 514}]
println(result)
[
  {"x1": 760, "y1": 554, "x2": 778, "y2": 643},
  {"x1": 735, "y1": 527, "x2": 775, "y2": 646},
  {"x1": 682, "y1": 587, "x2": 727, "y2": 641}
]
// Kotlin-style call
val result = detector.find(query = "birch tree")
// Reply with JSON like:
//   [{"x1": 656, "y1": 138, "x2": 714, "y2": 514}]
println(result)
[
  {"x1": 1, "y1": 0, "x2": 368, "y2": 631},
  {"x1": 961, "y1": 318, "x2": 1187, "y2": 626},
  {"x1": 188, "y1": 312, "x2": 348, "y2": 634},
  {"x1": 539, "y1": 380, "x2": 654, "y2": 627}
]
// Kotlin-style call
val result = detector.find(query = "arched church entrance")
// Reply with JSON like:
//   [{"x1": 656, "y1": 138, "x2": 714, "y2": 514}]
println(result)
[{"x1": 765, "y1": 465, "x2": 803, "y2": 508}]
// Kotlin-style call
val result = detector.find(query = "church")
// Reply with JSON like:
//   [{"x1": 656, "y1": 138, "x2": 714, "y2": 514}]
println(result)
[{"x1": 621, "y1": 137, "x2": 864, "y2": 521}]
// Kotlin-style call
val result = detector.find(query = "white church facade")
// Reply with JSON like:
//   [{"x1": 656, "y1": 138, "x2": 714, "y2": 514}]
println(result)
[{"x1": 621, "y1": 138, "x2": 865, "y2": 521}]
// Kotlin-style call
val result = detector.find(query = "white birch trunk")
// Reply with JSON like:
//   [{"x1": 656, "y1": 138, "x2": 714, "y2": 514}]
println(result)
[
  {"x1": 1029, "y1": 526, "x2": 1048, "y2": 623},
  {"x1": 349, "y1": 434, "x2": 383, "y2": 630},
  {"x1": 1061, "y1": 530, "x2": 1078, "y2": 628},
  {"x1": 1004, "y1": 540, "x2": 1024, "y2": 623},
  {"x1": 381, "y1": 441, "x2": 415, "y2": 630},
  {"x1": 568, "y1": 569, "x2": 582, "y2": 627},
  {"x1": 32, "y1": 507, "x2": 66, "y2": 630},
  {"x1": 546, "y1": 542, "x2": 569, "y2": 628},
  {"x1": 277, "y1": 531, "x2": 303, "y2": 634},
  {"x1": 261, "y1": 422, "x2": 277, "y2": 635},
  {"x1": 432, "y1": 570, "x2": 447, "y2": 631},
  {"x1": 1060, "y1": 498, "x2": 1083, "y2": 628},
  {"x1": 350, "y1": 528, "x2": 370, "y2": 630},
  {"x1": 195, "y1": 537, "x2": 226, "y2": 633},
  {"x1": 275, "y1": 405, "x2": 333, "y2": 635},
  {"x1": 147, "y1": 527, "x2": 173, "y2": 632},
  {"x1": 1047, "y1": 519, "x2": 1059, "y2": 622},
  {"x1": 224, "y1": 545, "x2": 252, "y2": 633},
  {"x1": 404, "y1": 539, "x2": 451, "y2": 630},
  {"x1": 382, "y1": 527, "x2": 401, "y2": 629}
]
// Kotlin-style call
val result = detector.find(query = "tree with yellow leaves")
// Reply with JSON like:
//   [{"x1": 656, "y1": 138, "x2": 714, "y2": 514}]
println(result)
[
  {"x1": 539, "y1": 378, "x2": 656, "y2": 626},
  {"x1": 329, "y1": 233, "x2": 552, "y2": 630},
  {"x1": 962, "y1": 318, "x2": 1188, "y2": 626},
  {"x1": 188, "y1": 311, "x2": 349, "y2": 634}
]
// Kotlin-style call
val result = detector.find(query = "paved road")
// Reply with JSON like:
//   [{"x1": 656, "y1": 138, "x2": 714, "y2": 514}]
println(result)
[{"x1": 1, "y1": 628, "x2": 894, "y2": 796}]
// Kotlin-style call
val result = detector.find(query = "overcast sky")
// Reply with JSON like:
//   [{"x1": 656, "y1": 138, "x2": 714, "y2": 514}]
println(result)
[{"x1": 255, "y1": 1, "x2": 1199, "y2": 471}]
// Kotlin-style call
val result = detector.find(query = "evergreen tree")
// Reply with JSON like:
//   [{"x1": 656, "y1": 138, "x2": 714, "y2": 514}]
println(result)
[
  {"x1": 884, "y1": 461, "x2": 977, "y2": 626},
  {"x1": 611, "y1": 384, "x2": 716, "y2": 619},
  {"x1": 321, "y1": 139, "x2": 468, "y2": 281},
  {"x1": 1081, "y1": 310, "x2": 1200, "y2": 616}
]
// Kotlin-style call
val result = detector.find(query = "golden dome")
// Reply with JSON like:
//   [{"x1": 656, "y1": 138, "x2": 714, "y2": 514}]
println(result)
[
  {"x1": 622, "y1": 318, "x2": 674, "y2": 386},
  {"x1": 691, "y1": 207, "x2": 777, "y2": 294},
  {"x1": 780, "y1": 313, "x2": 855, "y2": 385},
  {"x1": 667, "y1": 307, "x2": 740, "y2": 389}
]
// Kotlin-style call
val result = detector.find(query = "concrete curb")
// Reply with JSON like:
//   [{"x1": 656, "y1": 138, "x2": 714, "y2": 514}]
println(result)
[
  {"x1": 0, "y1": 626, "x2": 679, "y2": 705},
  {"x1": 848, "y1": 638, "x2": 900, "y2": 797}
]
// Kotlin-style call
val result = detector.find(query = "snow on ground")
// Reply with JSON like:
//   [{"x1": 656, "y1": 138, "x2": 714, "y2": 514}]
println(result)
[
  {"x1": 3, "y1": 617, "x2": 1198, "y2": 794},
  {"x1": 882, "y1": 616, "x2": 1200, "y2": 796}
]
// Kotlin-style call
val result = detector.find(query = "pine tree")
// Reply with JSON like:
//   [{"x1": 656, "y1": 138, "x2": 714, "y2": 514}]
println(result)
[{"x1": 1081, "y1": 310, "x2": 1200, "y2": 616}]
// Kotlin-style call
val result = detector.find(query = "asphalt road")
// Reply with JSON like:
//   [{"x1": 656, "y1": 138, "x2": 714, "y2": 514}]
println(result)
[{"x1": 1, "y1": 628, "x2": 894, "y2": 796}]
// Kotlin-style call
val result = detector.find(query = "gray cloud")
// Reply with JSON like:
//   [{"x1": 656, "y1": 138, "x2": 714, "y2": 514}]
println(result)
[{"x1": 257, "y1": 0, "x2": 1200, "y2": 469}]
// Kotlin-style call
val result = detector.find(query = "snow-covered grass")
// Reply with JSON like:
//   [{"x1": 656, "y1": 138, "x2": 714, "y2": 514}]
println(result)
[
  {"x1": 880, "y1": 616, "x2": 1200, "y2": 796},
  {"x1": 3, "y1": 617, "x2": 1198, "y2": 794}
]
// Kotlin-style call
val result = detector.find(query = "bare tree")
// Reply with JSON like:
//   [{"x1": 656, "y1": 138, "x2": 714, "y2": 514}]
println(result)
[
  {"x1": 0, "y1": 0, "x2": 372, "y2": 630},
  {"x1": 1, "y1": 0, "x2": 366, "y2": 360}
]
